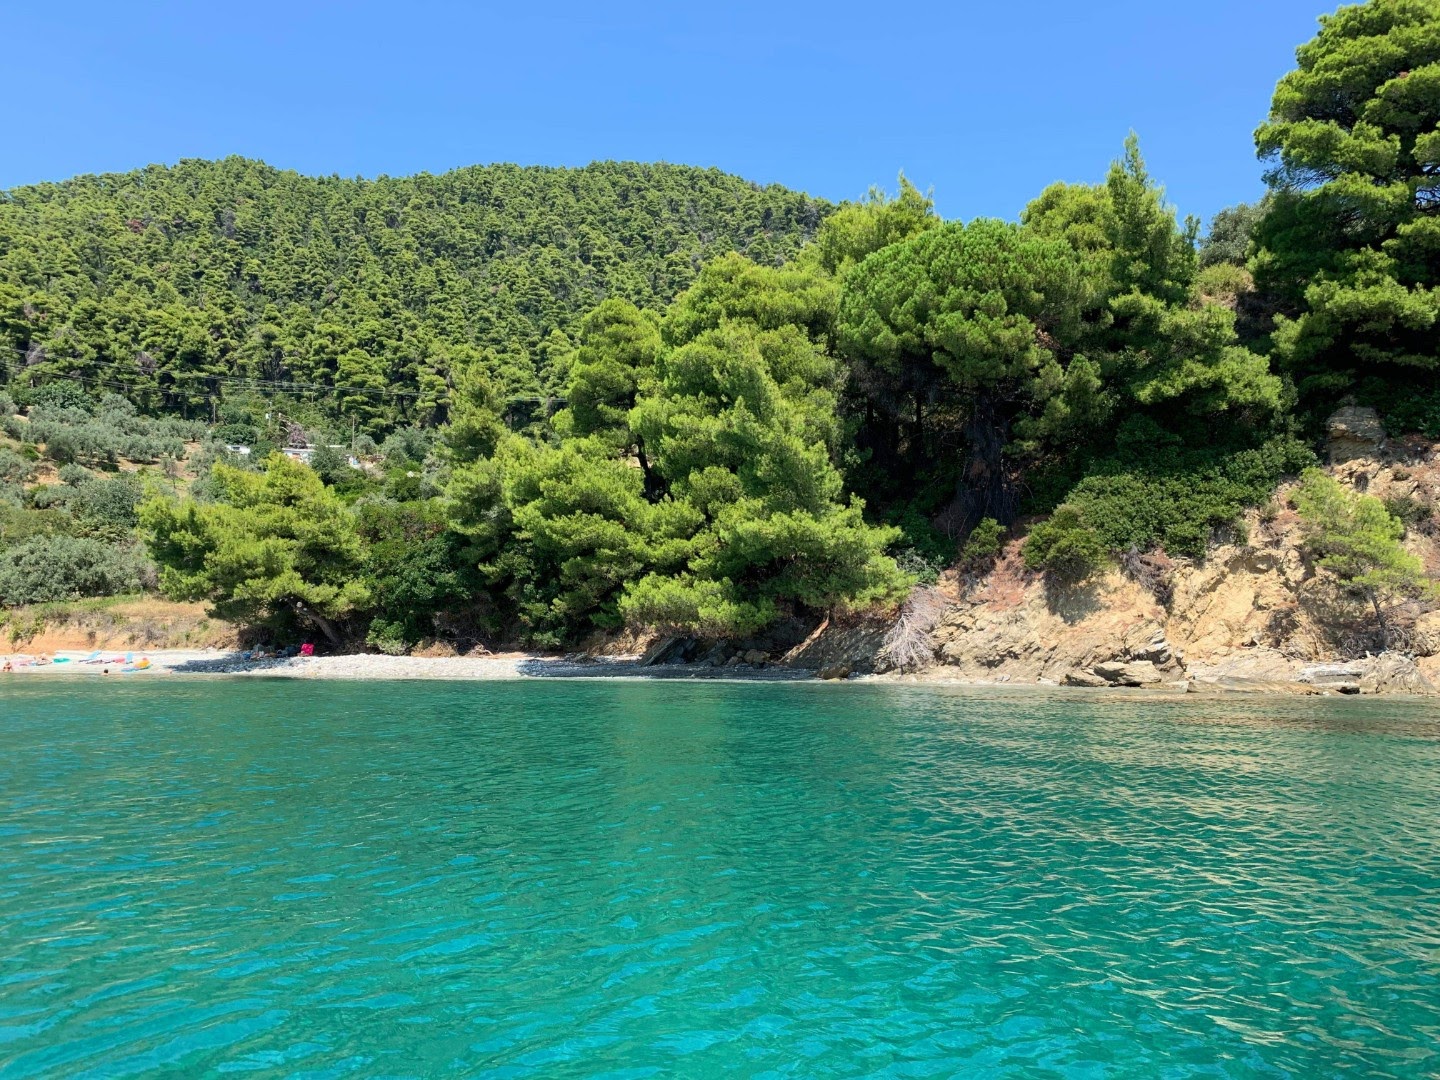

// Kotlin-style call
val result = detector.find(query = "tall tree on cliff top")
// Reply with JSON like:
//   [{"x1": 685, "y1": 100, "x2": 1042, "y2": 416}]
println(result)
[
  {"x1": 838, "y1": 218, "x2": 1094, "y2": 532},
  {"x1": 1252, "y1": 0, "x2": 1440, "y2": 408},
  {"x1": 1024, "y1": 137, "x2": 1282, "y2": 429}
]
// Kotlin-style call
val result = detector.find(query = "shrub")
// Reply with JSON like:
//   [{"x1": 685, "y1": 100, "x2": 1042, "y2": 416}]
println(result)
[
  {"x1": 0, "y1": 535, "x2": 152, "y2": 604},
  {"x1": 70, "y1": 475, "x2": 143, "y2": 539},
  {"x1": 891, "y1": 547, "x2": 944, "y2": 586},
  {"x1": 381, "y1": 427, "x2": 434, "y2": 467},
  {"x1": 26, "y1": 485, "x2": 70, "y2": 510},
  {"x1": 1357, "y1": 377, "x2": 1440, "y2": 440},
  {"x1": 212, "y1": 422, "x2": 260, "y2": 446},
  {"x1": 16, "y1": 382, "x2": 89, "y2": 411},
  {"x1": 365, "y1": 618, "x2": 411, "y2": 655},
  {"x1": 0, "y1": 392, "x2": 15, "y2": 417},
  {"x1": 0, "y1": 447, "x2": 35, "y2": 484},
  {"x1": 1194, "y1": 262, "x2": 1253, "y2": 305},
  {"x1": 1382, "y1": 494, "x2": 1432, "y2": 530},
  {"x1": 1294, "y1": 469, "x2": 1433, "y2": 626},
  {"x1": 0, "y1": 505, "x2": 69, "y2": 548},
  {"x1": 38, "y1": 423, "x2": 82, "y2": 466},
  {"x1": 1023, "y1": 506, "x2": 1110, "y2": 582},
  {"x1": 309, "y1": 445, "x2": 370, "y2": 495},
  {"x1": 1055, "y1": 435, "x2": 1315, "y2": 559},
  {"x1": 94, "y1": 393, "x2": 136, "y2": 421},
  {"x1": 58, "y1": 463, "x2": 92, "y2": 487},
  {"x1": 961, "y1": 517, "x2": 1005, "y2": 563}
]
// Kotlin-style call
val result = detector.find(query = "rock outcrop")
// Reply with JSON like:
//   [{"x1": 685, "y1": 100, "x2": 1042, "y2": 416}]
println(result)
[
  {"x1": 1326, "y1": 405, "x2": 1386, "y2": 464},
  {"x1": 783, "y1": 437, "x2": 1440, "y2": 695}
]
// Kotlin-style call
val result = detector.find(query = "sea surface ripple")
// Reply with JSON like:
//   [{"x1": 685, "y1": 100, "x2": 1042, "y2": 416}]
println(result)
[{"x1": 0, "y1": 680, "x2": 1437, "y2": 1078}]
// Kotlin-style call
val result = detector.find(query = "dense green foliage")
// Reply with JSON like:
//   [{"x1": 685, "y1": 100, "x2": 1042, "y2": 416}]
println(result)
[
  {"x1": 0, "y1": 535, "x2": 151, "y2": 605},
  {"x1": 1252, "y1": 0, "x2": 1440, "y2": 415},
  {"x1": 1293, "y1": 467, "x2": 1434, "y2": 626},
  {"x1": 0, "y1": 159, "x2": 829, "y2": 427},
  {"x1": 141, "y1": 455, "x2": 372, "y2": 643},
  {"x1": 0, "y1": 0, "x2": 1434, "y2": 647}
]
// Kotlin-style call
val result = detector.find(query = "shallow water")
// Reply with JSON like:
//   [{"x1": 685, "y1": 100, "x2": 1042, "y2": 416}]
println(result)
[{"x1": 0, "y1": 680, "x2": 1436, "y2": 1078}]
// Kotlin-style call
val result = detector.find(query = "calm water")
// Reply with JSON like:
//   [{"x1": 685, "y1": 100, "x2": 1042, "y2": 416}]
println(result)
[{"x1": 0, "y1": 681, "x2": 1437, "y2": 1078}]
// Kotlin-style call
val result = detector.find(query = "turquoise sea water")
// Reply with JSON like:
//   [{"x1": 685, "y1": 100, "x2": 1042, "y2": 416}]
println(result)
[{"x1": 0, "y1": 680, "x2": 1437, "y2": 1078}]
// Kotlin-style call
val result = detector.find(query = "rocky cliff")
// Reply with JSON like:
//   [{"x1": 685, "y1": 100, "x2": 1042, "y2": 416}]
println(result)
[{"x1": 787, "y1": 416, "x2": 1440, "y2": 695}]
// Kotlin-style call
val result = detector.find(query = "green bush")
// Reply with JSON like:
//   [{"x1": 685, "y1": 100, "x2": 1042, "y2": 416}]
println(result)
[
  {"x1": 0, "y1": 505, "x2": 69, "y2": 548},
  {"x1": 1023, "y1": 506, "x2": 1109, "y2": 582},
  {"x1": 58, "y1": 463, "x2": 92, "y2": 487},
  {"x1": 1194, "y1": 262, "x2": 1252, "y2": 303},
  {"x1": 16, "y1": 382, "x2": 89, "y2": 411},
  {"x1": 212, "y1": 422, "x2": 260, "y2": 446},
  {"x1": 1382, "y1": 494, "x2": 1432, "y2": 530},
  {"x1": 1356, "y1": 377, "x2": 1440, "y2": 440},
  {"x1": 1054, "y1": 435, "x2": 1315, "y2": 559},
  {"x1": 1294, "y1": 469, "x2": 1434, "y2": 624},
  {"x1": 381, "y1": 427, "x2": 434, "y2": 467},
  {"x1": 69, "y1": 475, "x2": 142, "y2": 539},
  {"x1": 0, "y1": 447, "x2": 36, "y2": 484},
  {"x1": 26, "y1": 485, "x2": 69, "y2": 510},
  {"x1": 961, "y1": 518, "x2": 1005, "y2": 563},
  {"x1": 364, "y1": 618, "x2": 411, "y2": 655},
  {"x1": 309, "y1": 445, "x2": 371, "y2": 496},
  {"x1": 0, "y1": 535, "x2": 152, "y2": 604}
]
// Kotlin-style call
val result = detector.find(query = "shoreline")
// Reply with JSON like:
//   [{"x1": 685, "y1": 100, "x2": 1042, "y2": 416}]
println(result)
[
  {"x1": 0, "y1": 648, "x2": 1432, "y2": 696},
  {"x1": 0, "y1": 649, "x2": 809, "y2": 682}
]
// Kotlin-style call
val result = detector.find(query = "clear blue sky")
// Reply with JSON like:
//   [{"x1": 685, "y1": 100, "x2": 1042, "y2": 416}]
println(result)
[{"x1": 4, "y1": 0, "x2": 1333, "y2": 226}]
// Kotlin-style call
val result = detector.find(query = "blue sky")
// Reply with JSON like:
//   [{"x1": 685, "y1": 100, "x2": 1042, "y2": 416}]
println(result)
[{"x1": 4, "y1": 0, "x2": 1331, "y2": 225}]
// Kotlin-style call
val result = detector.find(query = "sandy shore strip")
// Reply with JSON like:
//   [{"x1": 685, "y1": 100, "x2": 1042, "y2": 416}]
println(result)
[
  {"x1": 1, "y1": 649, "x2": 536, "y2": 679},
  {"x1": 0, "y1": 649, "x2": 812, "y2": 680}
]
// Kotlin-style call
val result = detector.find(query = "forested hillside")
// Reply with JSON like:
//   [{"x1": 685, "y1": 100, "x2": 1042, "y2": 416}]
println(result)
[
  {"x1": 0, "y1": 159, "x2": 829, "y2": 424},
  {"x1": 0, "y1": 0, "x2": 1436, "y2": 658}
]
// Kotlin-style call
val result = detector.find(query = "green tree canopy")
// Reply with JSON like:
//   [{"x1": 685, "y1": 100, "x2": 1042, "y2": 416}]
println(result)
[
  {"x1": 838, "y1": 216, "x2": 1095, "y2": 527},
  {"x1": 1252, "y1": 0, "x2": 1440, "y2": 402},
  {"x1": 0, "y1": 159, "x2": 831, "y2": 428},
  {"x1": 141, "y1": 453, "x2": 370, "y2": 643},
  {"x1": 811, "y1": 174, "x2": 940, "y2": 276}
]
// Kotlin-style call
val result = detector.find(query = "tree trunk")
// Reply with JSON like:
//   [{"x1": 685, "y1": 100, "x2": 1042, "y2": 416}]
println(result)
[
  {"x1": 954, "y1": 392, "x2": 1016, "y2": 535},
  {"x1": 1370, "y1": 589, "x2": 1391, "y2": 649},
  {"x1": 636, "y1": 437, "x2": 667, "y2": 501},
  {"x1": 294, "y1": 601, "x2": 343, "y2": 648}
]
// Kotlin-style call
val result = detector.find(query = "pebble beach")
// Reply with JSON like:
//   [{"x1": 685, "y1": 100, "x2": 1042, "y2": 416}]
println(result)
[{"x1": 1, "y1": 650, "x2": 538, "y2": 679}]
